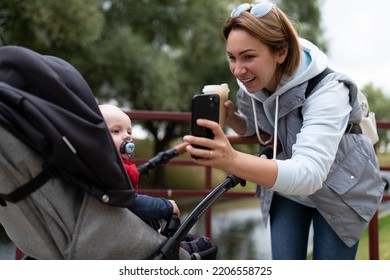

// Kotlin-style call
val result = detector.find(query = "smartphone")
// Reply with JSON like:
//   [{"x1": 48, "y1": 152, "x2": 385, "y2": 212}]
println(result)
[{"x1": 191, "y1": 93, "x2": 220, "y2": 158}]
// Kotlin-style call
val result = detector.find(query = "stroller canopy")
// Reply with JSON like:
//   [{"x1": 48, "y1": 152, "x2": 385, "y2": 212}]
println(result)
[{"x1": 0, "y1": 46, "x2": 135, "y2": 208}]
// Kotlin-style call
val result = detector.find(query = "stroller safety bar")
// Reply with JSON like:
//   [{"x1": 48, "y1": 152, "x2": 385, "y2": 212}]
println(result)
[{"x1": 150, "y1": 146, "x2": 273, "y2": 260}]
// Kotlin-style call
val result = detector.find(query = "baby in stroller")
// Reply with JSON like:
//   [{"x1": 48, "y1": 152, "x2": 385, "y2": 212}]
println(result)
[
  {"x1": 99, "y1": 104, "x2": 217, "y2": 259},
  {"x1": 0, "y1": 45, "x2": 196, "y2": 259},
  {"x1": 99, "y1": 104, "x2": 180, "y2": 225}
]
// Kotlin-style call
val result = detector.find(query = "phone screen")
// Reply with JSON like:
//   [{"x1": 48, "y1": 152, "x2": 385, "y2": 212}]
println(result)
[{"x1": 191, "y1": 94, "x2": 219, "y2": 158}]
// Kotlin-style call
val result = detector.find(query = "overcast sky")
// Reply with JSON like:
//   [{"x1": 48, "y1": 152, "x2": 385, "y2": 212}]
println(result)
[{"x1": 321, "y1": 0, "x2": 390, "y2": 94}]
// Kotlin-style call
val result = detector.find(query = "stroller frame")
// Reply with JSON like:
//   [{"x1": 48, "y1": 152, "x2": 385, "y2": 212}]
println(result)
[
  {"x1": 135, "y1": 142, "x2": 246, "y2": 259},
  {"x1": 0, "y1": 45, "x2": 267, "y2": 260},
  {"x1": 136, "y1": 143, "x2": 272, "y2": 259}
]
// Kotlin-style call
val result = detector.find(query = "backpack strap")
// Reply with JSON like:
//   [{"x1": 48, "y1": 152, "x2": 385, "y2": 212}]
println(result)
[
  {"x1": 303, "y1": 67, "x2": 362, "y2": 135},
  {"x1": 305, "y1": 67, "x2": 334, "y2": 98},
  {"x1": 0, "y1": 166, "x2": 54, "y2": 206}
]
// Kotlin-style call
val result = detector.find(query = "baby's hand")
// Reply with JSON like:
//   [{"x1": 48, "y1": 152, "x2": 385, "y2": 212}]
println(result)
[{"x1": 169, "y1": 200, "x2": 180, "y2": 216}]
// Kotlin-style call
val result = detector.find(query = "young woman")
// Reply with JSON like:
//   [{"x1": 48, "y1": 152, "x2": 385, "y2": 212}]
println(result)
[{"x1": 183, "y1": 2, "x2": 385, "y2": 259}]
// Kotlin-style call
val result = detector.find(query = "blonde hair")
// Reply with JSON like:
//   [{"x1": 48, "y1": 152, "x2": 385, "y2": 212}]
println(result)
[{"x1": 223, "y1": 6, "x2": 300, "y2": 83}]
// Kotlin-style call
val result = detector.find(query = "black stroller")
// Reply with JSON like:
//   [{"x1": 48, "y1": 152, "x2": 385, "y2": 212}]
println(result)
[{"x1": 0, "y1": 46, "x2": 251, "y2": 260}]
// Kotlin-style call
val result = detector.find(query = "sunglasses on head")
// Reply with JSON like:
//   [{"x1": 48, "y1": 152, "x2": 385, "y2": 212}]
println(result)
[{"x1": 231, "y1": 2, "x2": 276, "y2": 18}]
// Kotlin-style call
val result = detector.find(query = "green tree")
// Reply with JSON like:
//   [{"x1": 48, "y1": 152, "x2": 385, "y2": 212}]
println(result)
[
  {"x1": 82, "y1": 0, "x2": 233, "y2": 186},
  {"x1": 0, "y1": 0, "x2": 331, "y2": 186},
  {"x1": 277, "y1": 0, "x2": 328, "y2": 52},
  {"x1": 363, "y1": 83, "x2": 390, "y2": 121},
  {"x1": 362, "y1": 83, "x2": 390, "y2": 150},
  {"x1": 0, "y1": 0, "x2": 104, "y2": 57}
]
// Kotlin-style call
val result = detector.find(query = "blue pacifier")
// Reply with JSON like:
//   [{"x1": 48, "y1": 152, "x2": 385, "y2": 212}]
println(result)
[{"x1": 120, "y1": 141, "x2": 135, "y2": 158}]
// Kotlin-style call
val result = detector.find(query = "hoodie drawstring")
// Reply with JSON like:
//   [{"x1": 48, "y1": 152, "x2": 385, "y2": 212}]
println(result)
[
  {"x1": 250, "y1": 95, "x2": 279, "y2": 160},
  {"x1": 272, "y1": 95, "x2": 279, "y2": 159}
]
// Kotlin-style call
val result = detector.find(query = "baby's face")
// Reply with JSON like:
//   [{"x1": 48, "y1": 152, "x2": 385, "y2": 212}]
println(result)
[{"x1": 100, "y1": 105, "x2": 132, "y2": 155}]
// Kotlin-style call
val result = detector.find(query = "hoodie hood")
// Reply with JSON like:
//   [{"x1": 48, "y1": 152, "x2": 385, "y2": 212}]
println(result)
[{"x1": 237, "y1": 38, "x2": 329, "y2": 158}]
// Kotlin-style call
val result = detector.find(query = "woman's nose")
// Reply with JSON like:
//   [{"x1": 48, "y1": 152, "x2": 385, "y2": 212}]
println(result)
[{"x1": 232, "y1": 61, "x2": 247, "y2": 76}]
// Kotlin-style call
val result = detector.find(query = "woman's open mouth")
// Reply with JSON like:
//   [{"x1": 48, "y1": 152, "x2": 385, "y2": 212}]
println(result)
[{"x1": 240, "y1": 76, "x2": 255, "y2": 85}]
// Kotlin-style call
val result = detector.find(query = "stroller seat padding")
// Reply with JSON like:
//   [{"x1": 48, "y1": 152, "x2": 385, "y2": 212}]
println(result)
[{"x1": 0, "y1": 125, "x2": 190, "y2": 259}]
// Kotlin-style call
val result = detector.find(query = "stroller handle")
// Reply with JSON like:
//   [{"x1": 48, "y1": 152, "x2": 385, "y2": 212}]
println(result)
[{"x1": 137, "y1": 142, "x2": 188, "y2": 175}]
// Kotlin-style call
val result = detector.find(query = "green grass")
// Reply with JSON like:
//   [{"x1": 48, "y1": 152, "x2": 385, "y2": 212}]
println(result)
[
  {"x1": 356, "y1": 213, "x2": 390, "y2": 260},
  {"x1": 377, "y1": 152, "x2": 390, "y2": 167}
]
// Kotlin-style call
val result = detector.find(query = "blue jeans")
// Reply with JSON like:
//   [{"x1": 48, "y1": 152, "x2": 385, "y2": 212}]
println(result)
[{"x1": 269, "y1": 194, "x2": 359, "y2": 260}]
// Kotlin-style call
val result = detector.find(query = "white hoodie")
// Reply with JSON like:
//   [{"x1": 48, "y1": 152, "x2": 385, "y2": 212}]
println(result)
[
  {"x1": 237, "y1": 38, "x2": 352, "y2": 197},
  {"x1": 234, "y1": 39, "x2": 384, "y2": 247}
]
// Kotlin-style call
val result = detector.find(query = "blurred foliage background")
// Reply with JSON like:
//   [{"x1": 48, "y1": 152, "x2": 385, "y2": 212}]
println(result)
[{"x1": 1, "y1": 0, "x2": 389, "y2": 186}]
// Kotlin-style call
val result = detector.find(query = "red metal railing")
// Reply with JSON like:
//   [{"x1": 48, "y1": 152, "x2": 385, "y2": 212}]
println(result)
[
  {"x1": 129, "y1": 110, "x2": 390, "y2": 260},
  {"x1": 368, "y1": 120, "x2": 390, "y2": 260},
  {"x1": 13, "y1": 112, "x2": 390, "y2": 260},
  {"x1": 128, "y1": 110, "x2": 262, "y2": 238}
]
